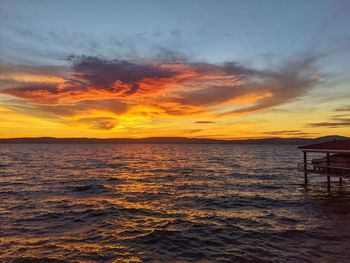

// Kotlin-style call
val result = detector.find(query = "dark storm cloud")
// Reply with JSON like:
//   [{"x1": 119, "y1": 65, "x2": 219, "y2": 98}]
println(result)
[
  {"x1": 1, "y1": 54, "x2": 323, "y2": 119},
  {"x1": 69, "y1": 55, "x2": 176, "y2": 93},
  {"x1": 2, "y1": 55, "x2": 179, "y2": 103}
]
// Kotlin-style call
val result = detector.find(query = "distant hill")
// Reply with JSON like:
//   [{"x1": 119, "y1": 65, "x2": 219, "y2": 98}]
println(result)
[{"x1": 0, "y1": 135, "x2": 348, "y2": 145}]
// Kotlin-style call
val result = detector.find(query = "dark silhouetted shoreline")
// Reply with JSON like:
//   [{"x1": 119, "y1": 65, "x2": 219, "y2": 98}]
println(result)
[{"x1": 0, "y1": 135, "x2": 347, "y2": 145}]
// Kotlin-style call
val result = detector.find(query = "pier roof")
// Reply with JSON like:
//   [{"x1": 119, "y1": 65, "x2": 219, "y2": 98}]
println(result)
[{"x1": 299, "y1": 140, "x2": 350, "y2": 153}]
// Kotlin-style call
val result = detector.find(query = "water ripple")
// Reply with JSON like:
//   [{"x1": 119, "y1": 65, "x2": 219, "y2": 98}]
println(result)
[{"x1": 1, "y1": 144, "x2": 350, "y2": 262}]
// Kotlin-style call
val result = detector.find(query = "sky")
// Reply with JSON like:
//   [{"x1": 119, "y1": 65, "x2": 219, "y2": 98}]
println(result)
[{"x1": 0, "y1": 0, "x2": 349, "y2": 139}]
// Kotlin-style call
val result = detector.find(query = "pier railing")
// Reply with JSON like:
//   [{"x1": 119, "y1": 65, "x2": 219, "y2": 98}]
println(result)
[{"x1": 298, "y1": 162, "x2": 350, "y2": 178}]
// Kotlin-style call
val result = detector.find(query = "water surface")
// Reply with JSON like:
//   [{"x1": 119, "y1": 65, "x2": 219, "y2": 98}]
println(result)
[{"x1": 1, "y1": 144, "x2": 350, "y2": 262}]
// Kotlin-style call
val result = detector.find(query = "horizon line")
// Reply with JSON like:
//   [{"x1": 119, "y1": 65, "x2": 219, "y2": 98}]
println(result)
[{"x1": 0, "y1": 135, "x2": 347, "y2": 141}]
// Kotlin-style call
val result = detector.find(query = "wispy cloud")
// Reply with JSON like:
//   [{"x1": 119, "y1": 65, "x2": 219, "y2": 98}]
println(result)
[
  {"x1": 221, "y1": 56, "x2": 322, "y2": 115},
  {"x1": 262, "y1": 130, "x2": 319, "y2": 136},
  {"x1": 308, "y1": 105, "x2": 350, "y2": 128},
  {"x1": 194, "y1": 121, "x2": 215, "y2": 124},
  {"x1": 335, "y1": 105, "x2": 350, "y2": 112},
  {"x1": 309, "y1": 116, "x2": 350, "y2": 128},
  {"x1": 67, "y1": 117, "x2": 118, "y2": 130}
]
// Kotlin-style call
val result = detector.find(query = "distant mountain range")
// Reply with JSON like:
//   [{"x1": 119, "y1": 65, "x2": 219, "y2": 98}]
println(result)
[{"x1": 0, "y1": 135, "x2": 348, "y2": 145}]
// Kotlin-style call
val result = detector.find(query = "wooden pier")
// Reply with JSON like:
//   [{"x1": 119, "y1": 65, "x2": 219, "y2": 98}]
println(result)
[{"x1": 298, "y1": 140, "x2": 350, "y2": 191}]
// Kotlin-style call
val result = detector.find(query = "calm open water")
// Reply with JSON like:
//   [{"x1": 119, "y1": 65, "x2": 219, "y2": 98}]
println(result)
[{"x1": 0, "y1": 144, "x2": 350, "y2": 262}]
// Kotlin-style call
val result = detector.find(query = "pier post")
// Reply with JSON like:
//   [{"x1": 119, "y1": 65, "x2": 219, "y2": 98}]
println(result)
[
  {"x1": 327, "y1": 153, "x2": 330, "y2": 192},
  {"x1": 303, "y1": 151, "x2": 308, "y2": 185},
  {"x1": 327, "y1": 175, "x2": 331, "y2": 192}
]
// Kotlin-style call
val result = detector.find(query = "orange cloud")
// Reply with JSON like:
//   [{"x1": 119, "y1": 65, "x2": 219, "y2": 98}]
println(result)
[
  {"x1": 0, "y1": 73, "x2": 65, "y2": 84},
  {"x1": 0, "y1": 55, "x2": 322, "y2": 134}
]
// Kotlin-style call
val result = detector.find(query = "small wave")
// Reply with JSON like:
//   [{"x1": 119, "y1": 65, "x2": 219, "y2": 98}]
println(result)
[
  {"x1": 106, "y1": 177, "x2": 122, "y2": 183},
  {"x1": 2, "y1": 144, "x2": 350, "y2": 262},
  {"x1": 96, "y1": 162, "x2": 124, "y2": 169},
  {"x1": 72, "y1": 184, "x2": 109, "y2": 194},
  {"x1": 10, "y1": 258, "x2": 65, "y2": 263}
]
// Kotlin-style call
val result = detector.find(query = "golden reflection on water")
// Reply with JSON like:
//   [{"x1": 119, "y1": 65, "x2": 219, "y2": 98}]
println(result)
[{"x1": 1, "y1": 144, "x2": 350, "y2": 262}]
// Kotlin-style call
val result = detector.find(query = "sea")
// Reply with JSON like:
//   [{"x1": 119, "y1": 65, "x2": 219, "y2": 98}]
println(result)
[{"x1": 0, "y1": 144, "x2": 350, "y2": 262}]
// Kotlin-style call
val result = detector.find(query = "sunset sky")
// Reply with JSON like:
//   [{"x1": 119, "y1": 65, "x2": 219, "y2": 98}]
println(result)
[{"x1": 0, "y1": 0, "x2": 349, "y2": 139}]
